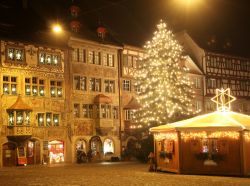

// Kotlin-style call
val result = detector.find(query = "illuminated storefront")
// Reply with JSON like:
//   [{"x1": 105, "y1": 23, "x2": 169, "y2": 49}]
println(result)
[{"x1": 48, "y1": 140, "x2": 64, "y2": 163}]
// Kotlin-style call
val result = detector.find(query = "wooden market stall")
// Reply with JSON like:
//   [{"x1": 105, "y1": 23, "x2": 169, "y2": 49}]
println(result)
[{"x1": 150, "y1": 89, "x2": 250, "y2": 176}]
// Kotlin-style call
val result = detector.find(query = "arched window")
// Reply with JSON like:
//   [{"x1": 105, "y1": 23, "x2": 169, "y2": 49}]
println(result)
[{"x1": 103, "y1": 138, "x2": 114, "y2": 155}]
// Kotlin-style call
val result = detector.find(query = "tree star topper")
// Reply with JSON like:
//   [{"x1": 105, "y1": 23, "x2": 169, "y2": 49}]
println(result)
[{"x1": 211, "y1": 88, "x2": 236, "y2": 112}]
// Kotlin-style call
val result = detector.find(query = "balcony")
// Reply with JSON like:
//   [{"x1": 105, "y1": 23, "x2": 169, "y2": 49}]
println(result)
[{"x1": 7, "y1": 125, "x2": 32, "y2": 136}]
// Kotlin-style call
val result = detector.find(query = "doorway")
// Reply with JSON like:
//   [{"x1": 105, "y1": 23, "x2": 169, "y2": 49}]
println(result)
[{"x1": 2, "y1": 142, "x2": 17, "y2": 167}]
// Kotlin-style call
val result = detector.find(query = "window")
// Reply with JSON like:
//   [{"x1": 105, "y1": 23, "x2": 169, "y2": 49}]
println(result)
[
  {"x1": 103, "y1": 53, "x2": 114, "y2": 67},
  {"x1": 38, "y1": 113, "x2": 44, "y2": 126},
  {"x1": 206, "y1": 102, "x2": 215, "y2": 112},
  {"x1": 90, "y1": 78, "x2": 101, "y2": 92},
  {"x1": 240, "y1": 81, "x2": 248, "y2": 91},
  {"x1": 127, "y1": 55, "x2": 137, "y2": 68},
  {"x1": 7, "y1": 47, "x2": 25, "y2": 62},
  {"x1": 194, "y1": 77, "x2": 201, "y2": 89},
  {"x1": 39, "y1": 51, "x2": 60, "y2": 65},
  {"x1": 103, "y1": 139, "x2": 114, "y2": 154},
  {"x1": 201, "y1": 138, "x2": 218, "y2": 154},
  {"x1": 113, "y1": 107, "x2": 119, "y2": 119},
  {"x1": 25, "y1": 77, "x2": 45, "y2": 96},
  {"x1": 125, "y1": 109, "x2": 134, "y2": 120},
  {"x1": 123, "y1": 80, "x2": 131, "y2": 91},
  {"x1": 104, "y1": 80, "x2": 115, "y2": 93},
  {"x1": 73, "y1": 75, "x2": 86, "y2": 91},
  {"x1": 38, "y1": 113, "x2": 60, "y2": 127},
  {"x1": 53, "y1": 114, "x2": 59, "y2": 126},
  {"x1": 74, "y1": 104, "x2": 80, "y2": 118},
  {"x1": 3, "y1": 76, "x2": 17, "y2": 95},
  {"x1": 89, "y1": 51, "x2": 100, "y2": 65},
  {"x1": 100, "y1": 104, "x2": 112, "y2": 119},
  {"x1": 195, "y1": 101, "x2": 202, "y2": 112},
  {"x1": 50, "y1": 80, "x2": 63, "y2": 97},
  {"x1": 207, "y1": 78, "x2": 216, "y2": 88},
  {"x1": 82, "y1": 104, "x2": 93, "y2": 118},
  {"x1": 72, "y1": 48, "x2": 86, "y2": 62},
  {"x1": 134, "y1": 84, "x2": 142, "y2": 93}
]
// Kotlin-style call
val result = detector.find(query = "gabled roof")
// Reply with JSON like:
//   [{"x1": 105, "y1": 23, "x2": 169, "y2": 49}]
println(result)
[
  {"x1": 150, "y1": 111, "x2": 250, "y2": 133},
  {"x1": 94, "y1": 94, "x2": 112, "y2": 104},
  {"x1": 123, "y1": 97, "x2": 141, "y2": 110},
  {"x1": 7, "y1": 96, "x2": 32, "y2": 111}
]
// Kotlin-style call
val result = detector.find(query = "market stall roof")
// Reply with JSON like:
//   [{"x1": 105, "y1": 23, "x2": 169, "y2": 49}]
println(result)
[{"x1": 150, "y1": 111, "x2": 250, "y2": 133}]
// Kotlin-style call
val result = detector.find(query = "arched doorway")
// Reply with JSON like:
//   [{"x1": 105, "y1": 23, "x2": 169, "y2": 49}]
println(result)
[
  {"x1": 2, "y1": 142, "x2": 17, "y2": 167},
  {"x1": 48, "y1": 140, "x2": 64, "y2": 163},
  {"x1": 27, "y1": 139, "x2": 41, "y2": 165},
  {"x1": 89, "y1": 136, "x2": 102, "y2": 160},
  {"x1": 75, "y1": 139, "x2": 87, "y2": 163},
  {"x1": 126, "y1": 137, "x2": 140, "y2": 160}
]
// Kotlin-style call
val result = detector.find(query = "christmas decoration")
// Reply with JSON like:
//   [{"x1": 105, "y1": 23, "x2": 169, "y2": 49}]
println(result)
[{"x1": 134, "y1": 20, "x2": 196, "y2": 126}]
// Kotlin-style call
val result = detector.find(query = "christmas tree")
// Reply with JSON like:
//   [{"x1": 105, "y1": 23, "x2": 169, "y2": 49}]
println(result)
[{"x1": 135, "y1": 20, "x2": 196, "y2": 126}]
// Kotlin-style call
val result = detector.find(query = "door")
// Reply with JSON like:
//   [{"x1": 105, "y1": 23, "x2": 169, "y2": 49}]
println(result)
[{"x1": 2, "y1": 142, "x2": 17, "y2": 167}]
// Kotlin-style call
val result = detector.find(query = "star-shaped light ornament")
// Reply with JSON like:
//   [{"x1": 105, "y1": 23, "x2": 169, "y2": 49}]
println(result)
[{"x1": 211, "y1": 88, "x2": 236, "y2": 112}]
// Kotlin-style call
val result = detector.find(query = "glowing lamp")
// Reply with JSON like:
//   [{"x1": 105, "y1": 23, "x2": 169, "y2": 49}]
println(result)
[{"x1": 53, "y1": 24, "x2": 62, "y2": 34}]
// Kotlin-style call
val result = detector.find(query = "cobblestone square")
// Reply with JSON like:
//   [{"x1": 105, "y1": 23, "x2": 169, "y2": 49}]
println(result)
[{"x1": 0, "y1": 162, "x2": 250, "y2": 186}]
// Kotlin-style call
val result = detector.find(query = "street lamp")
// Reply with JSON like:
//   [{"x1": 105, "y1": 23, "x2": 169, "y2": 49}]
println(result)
[{"x1": 52, "y1": 24, "x2": 62, "y2": 34}]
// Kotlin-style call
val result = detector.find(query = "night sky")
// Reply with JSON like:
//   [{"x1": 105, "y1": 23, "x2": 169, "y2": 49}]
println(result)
[{"x1": 0, "y1": 0, "x2": 250, "y2": 57}]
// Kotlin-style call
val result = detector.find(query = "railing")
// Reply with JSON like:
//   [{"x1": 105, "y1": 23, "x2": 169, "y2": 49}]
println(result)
[{"x1": 7, "y1": 125, "x2": 33, "y2": 136}]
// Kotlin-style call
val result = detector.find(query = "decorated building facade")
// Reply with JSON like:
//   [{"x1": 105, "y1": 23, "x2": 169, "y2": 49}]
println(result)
[{"x1": 0, "y1": 39, "x2": 69, "y2": 167}]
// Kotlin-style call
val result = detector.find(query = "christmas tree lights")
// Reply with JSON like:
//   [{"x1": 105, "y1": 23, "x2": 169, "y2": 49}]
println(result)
[{"x1": 135, "y1": 20, "x2": 196, "y2": 126}]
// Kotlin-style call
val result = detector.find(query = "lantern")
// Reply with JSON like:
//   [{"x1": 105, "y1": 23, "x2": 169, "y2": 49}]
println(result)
[
  {"x1": 70, "y1": 20, "x2": 81, "y2": 33},
  {"x1": 70, "y1": 5, "x2": 80, "y2": 17},
  {"x1": 97, "y1": 26, "x2": 107, "y2": 39}
]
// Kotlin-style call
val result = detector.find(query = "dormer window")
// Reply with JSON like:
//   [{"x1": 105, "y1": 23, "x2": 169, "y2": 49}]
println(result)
[
  {"x1": 7, "y1": 47, "x2": 25, "y2": 62},
  {"x1": 39, "y1": 51, "x2": 60, "y2": 66}
]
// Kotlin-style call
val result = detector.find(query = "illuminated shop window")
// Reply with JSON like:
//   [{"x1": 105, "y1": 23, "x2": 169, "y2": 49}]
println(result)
[
  {"x1": 104, "y1": 80, "x2": 115, "y2": 93},
  {"x1": 50, "y1": 80, "x2": 63, "y2": 97},
  {"x1": 25, "y1": 77, "x2": 45, "y2": 96},
  {"x1": 201, "y1": 138, "x2": 218, "y2": 154},
  {"x1": 103, "y1": 138, "x2": 114, "y2": 154},
  {"x1": 49, "y1": 140, "x2": 64, "y2": 163},
  {"x1": 72, "y1": 48, "x2": 86, "y2": 62},
  {"x1": 39, "y1": 52, "x2": 60, "y2": 65},
  {"x1": 3, "y1": 76, "x2": 17, "y2": 95},
  {"x1": 89, "y1": 78, "x2": 101, "y2": 92},
  {"x1": 73, "y1": 75, "x2": 86, "y2": 91},
  {"x1": 7, "y1": 47, "x2": 25, "y2": 62}
]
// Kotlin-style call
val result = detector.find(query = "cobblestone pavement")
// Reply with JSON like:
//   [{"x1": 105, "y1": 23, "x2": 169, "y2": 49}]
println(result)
[{"x1": 0, "y1": 162, "x2": 250, "y2": 186}]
